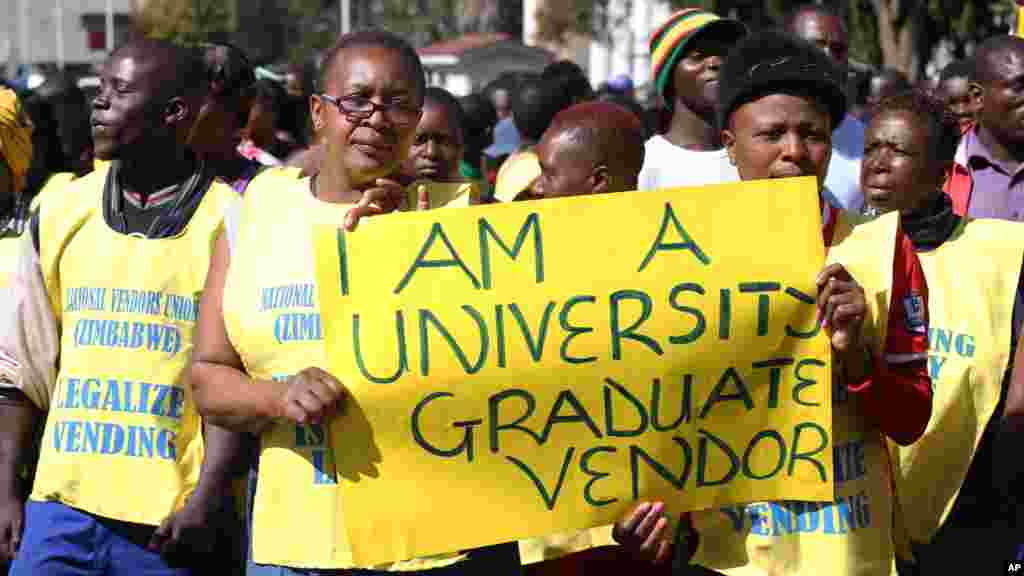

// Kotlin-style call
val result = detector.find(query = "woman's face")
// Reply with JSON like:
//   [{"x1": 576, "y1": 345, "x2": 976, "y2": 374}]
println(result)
[
  {"x1": 312, "y1": 45, "x2": 422, "y2": 187},
  {"x1": 722, "y1": 93, "x2": 832, "y2": 190},
  {"x1": 862, "y1": 109, "x2": 942, "y2": 214}
]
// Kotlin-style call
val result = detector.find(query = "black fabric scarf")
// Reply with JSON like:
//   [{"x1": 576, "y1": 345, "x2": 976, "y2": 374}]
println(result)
[{"x1": 901, "y1": 191, "x2": 960, "y2": 252}]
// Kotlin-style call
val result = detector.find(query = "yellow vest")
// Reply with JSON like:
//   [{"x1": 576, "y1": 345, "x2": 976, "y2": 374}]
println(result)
[
  {"x1": 31, "y1": 164, "x2": 237, "y2": 526},
  {"x1": 692, "y1": 211, "x2": 899, "y2": 576},
  {"x1": 30, "y1": 172, "x2": 76, "y2": 212},
  {"x1": 886, "y1": 218, "x2": 1023, "y2": 558},
  {"x1": 222, "y1": 171, "x2": 466, "y2": 571}
]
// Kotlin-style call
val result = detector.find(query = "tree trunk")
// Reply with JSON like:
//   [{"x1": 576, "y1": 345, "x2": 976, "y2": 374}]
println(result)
[{"x1": 871, "y1": 0, "x2": 918, "y2": 81}]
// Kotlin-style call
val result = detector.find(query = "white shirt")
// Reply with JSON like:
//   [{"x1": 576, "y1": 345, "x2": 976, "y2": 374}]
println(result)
[
  {"x1": 637, "y1": 135, "x2": 739, "y2": 191},
  {"x1": 823, "y1": 115, "x2": 865, "y2": 214}
]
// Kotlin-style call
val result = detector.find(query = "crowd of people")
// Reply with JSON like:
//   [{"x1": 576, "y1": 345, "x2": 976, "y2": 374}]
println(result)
[{"x1": 0, "y1": 2, "x2": 1023, "y2": 575}]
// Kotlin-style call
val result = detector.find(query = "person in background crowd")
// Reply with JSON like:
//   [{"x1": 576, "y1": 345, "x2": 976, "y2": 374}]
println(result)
[
  {"x1": 484, "y1": 73, "x2": 517, "y2": 120},
  {"x1": 280, "y1": 58, "x2": 316, "y2": 148},
  {"x1": 188, "y1": 30, "x2": 521, "y2": 576},
  {"x1": 864, "y1": 67, "x2": 912, "y2": 112},
  {"x1": 457, "y1": 93, "x2": 496, "y2": 198},
  {"x1": 21, "y1": 73, "x2": 93, "y2": 207},
  {"x1": 517, "y1": 101, "x2": 661, "y2": 576},
  {"x1": 0, "y1": 38, "x2": 242, "y2": 576},
  {"x1": 188, "y1": 42, "x2": 262, "y2": 194},
  {"x1": 784, "y1": 2, "x2": 867, "y2": 214},
  {"x1": 615, "y1": 30, "x2": 932, "y2": 576},
  {"x1": 0, "y1": 90, "x2": 32, "y2": 240},
  {"x1": 239, "y1": 79, "x2": 291, "y2": 166},
  {"x1": 856, "y1": 90, "x2": 1024, "y2": 576},
  {"x1": 945, "y1": 35, "x2": 1024, "y2": 220},
  {"x1": 936, "y1": 58, "x2": 981, "y2": 134},
  {"x1": 493, "y1": 75, "x2": 573, "y2": 202},
  {"x1": 541, "y1": 60, "x2": 593, "y2": 105},
  {"x1": 407, "y1": 87, "x2": 465, "y2": 182},
  {"x1": 638, "y1": 8, "x2": 747, "y2": 191}
]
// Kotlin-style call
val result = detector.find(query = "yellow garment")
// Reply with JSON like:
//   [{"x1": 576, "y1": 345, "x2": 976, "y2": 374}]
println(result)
[
  {"x1": 222, "y1": 171, "x2": 465, "y2": 570},
  {"x1": 885, "y1": 218, "x2": 1024, "y2": 561},
  {"x1": 405, "y1": 180, "x2": 478, "y2": 209},
  {"x1": 493, "y1": 150, "x2": 540, "y2": 202},
  {"x1": 692, "y1": 211, "x2": 898, "y2": 576},
  {"x1": 31, "y1": 164, "x2": 237, "y2": 526},
  {"x1": 30, "y1": 172, "x2": 76, "y2": 212},
  {"x1": 0, "y1": 89, "x2": 32, "y2": 194}
]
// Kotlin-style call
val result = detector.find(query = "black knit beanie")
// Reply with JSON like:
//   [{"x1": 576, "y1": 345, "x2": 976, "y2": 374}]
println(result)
[{"x1": 717, "y1": 29, "x2": 847, "y2": 131}]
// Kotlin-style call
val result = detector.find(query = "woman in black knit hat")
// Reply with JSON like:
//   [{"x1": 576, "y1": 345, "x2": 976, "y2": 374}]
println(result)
[{"x1": 612, "y1": 29, "x2": 932, "y2": 576}]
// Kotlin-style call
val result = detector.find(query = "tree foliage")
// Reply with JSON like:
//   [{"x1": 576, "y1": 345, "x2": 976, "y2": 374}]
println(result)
[{"x1": 130, "y1": 0, "x2": 233, "y2": 44}]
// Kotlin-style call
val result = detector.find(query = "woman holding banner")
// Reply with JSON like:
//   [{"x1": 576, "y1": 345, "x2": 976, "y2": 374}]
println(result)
[
  {"x1": 187, "y1": 31, "x2": 520, "y2": 575},
  {"x1": 614, "y1": 30, "x2": 933, "y2": 576}
]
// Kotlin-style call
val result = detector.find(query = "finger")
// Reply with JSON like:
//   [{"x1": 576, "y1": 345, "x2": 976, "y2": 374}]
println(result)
[
  {"x1": 295, "y1": 390, "x2": 327, "y2": 421},
  {"x1": 831, "y1": 303, "x2": 866, "y2": 325},
  {"x1": 344, "y1": 204, "x2": 382, "y2": 231},
  {"x1": 640, "y1": 516, "x2": 669, "y2": 555},
  {"x1": 417, "y1": 184, "x2": 429, "y2": 210},
  {"x1": 653, "y1": 538, "x2": 673, "y2": 565},
  {"x1": 283, "y1": 401, "x2": 309, "y2": 424},
  {"x1": 634, "y1": 501, "x2": 665, "y2": 540},
  {"x1": 619, "y1": 502, "x2": 652, "y2": 536},
  {"x1": 826, "y1": 290, "x2": 862, "y2": 310},
  {"x1": 816, "y1": 263, "x2": 844, "y2": 287},
  {"x1": 148, "y1": 518, "x2": 171, "y2": 552}
]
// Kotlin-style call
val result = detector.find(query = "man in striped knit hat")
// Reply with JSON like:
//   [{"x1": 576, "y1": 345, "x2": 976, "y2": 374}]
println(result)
[{"x1": 637, "y1": 8, "x2": 746, "y2": 192}]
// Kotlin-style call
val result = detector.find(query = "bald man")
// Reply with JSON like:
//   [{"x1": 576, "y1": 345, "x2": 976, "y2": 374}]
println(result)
[
  {"x1": 0, "y1": 39, "x2": 241, "y2": 575},
  {"x1": 784, "y1": 3, "x2": 867, "y2": 215},
  {"x1": 946, "y1": 35, "x2": 1024, "y2": 221},
  {"x1": 528, "y1": 101, "x2": 645, "y2": 200}
]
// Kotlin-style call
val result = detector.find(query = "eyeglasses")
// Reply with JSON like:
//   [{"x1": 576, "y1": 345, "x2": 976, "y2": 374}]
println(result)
[{"x1": 318, "y1": 94, "x2": 422, "y2": 126}]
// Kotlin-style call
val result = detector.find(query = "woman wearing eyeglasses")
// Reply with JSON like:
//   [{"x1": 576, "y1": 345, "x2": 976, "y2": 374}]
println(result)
[{"x1": 188, "y1": 30, "x2": 521, "y2": 576}]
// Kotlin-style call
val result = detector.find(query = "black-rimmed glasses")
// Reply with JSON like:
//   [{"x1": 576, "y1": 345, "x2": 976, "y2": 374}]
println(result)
[{"x1": 318, "y1": 94, "x2": 422, "y2": 126}]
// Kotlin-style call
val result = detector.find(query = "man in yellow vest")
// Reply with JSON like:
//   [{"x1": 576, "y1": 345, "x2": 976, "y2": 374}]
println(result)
[
  {"x1": 859, "y1": 92, "x2": 1024, "y2": 575},
  {"x1": 0, "y1": 39, "x2": 241, "y2": 575}
]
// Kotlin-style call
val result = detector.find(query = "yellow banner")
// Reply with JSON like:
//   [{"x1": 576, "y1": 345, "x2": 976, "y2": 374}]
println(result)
[{"x1": 314, "y1": 176, "x2": 834, "y2": 566}]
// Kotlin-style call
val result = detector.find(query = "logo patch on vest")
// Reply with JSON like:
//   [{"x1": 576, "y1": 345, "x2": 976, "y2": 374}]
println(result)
[{"x1": 903, "y1": 293, "x2": 926, "y2": 334}]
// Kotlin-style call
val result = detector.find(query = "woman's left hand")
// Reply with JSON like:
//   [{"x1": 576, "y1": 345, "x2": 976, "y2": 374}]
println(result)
[{"x1": 816, "y1": 263, "x2": 866, "y2": 353}]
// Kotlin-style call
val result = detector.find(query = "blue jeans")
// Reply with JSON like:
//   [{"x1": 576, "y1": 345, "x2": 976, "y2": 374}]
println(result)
[{"x1": 10, "y1": 501, "x2": 190, "y2": 576}]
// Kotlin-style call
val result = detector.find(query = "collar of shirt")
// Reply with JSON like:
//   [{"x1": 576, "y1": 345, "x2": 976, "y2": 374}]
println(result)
[{"x1": 964, "y1": 127, "x2": 1024, "y2": 177}]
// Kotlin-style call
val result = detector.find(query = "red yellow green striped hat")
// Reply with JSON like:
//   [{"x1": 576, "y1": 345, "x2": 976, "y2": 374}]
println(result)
[{"x1": 650, "y1": 8, "x2": 747, "y2": 105}]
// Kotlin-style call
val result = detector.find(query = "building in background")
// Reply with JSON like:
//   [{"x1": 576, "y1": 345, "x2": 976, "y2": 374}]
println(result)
[
  {"x1": 418, "y1": 32, "x2": 554, "y2": 96},
  {"x1": 3, "y1": 0, "x2": 134, "y2": 82}
]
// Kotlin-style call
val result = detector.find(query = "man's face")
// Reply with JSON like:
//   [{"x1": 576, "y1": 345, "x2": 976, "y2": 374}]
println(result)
[
  {"x1": 533, "y1": 129, "x2": 596, "y2": 200},
  {"x1": 670, "y1": 30, "x2": 731, "y2": 115},
  {"x1": 937, "y1": 76, "x2": 979, "y2": 131},
  {"x1": 91, "y1": 49, "x2": 169, "y2": 160},
  {"x1": 410, "y1": 101, "x2": 464, "y2": 181},
  {"x1": 722, "y1": 93, "x2": 833, "y2": 190},
  {"x1": 978, "y1": 47, "x2": 1024, "y2": 147},
  {"x1": 790, "y1": 11, "x2": 849, "y2": 67}
]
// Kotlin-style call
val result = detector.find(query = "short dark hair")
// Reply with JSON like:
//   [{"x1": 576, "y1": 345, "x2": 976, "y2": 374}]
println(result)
[
  {"x1": 319, "y1": 29, "x2": 426, "y2": 105},
  {"x1": 423, "y1": 86, "x2": 466, "y2": 141},
  {"x1": 458, "y1": 93, "x2": 497, "y2": 161},
  {"x1": 513, "y1": 74, "x2": 574, "y2": 142},
  {"x1": 783, "y1": 3, "x2": 847, "y2": 33},
  {"x1": 541, "y1": 60, "x2": 593, "y2": 103},
  {"x1": 939, "y1": 57, "x2": 975, "y2": 84},
  {"x1": 974, "y1": 35, "x2": 1024, "y2": 85},
  {"x1": 872, "y1": 89, "x2": 960, "y2": 165},
  {"x1": 547, "y1": 101, "x2": 646, "y2": 186},
  {"x1": 111, "y1": 39, "x2": 206, "y2": 103},
  {"x1": 198, "y1": 41, "x2": 255, "y2": 102}
]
